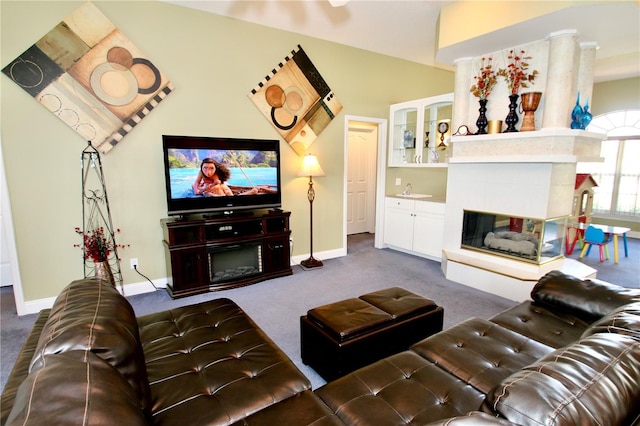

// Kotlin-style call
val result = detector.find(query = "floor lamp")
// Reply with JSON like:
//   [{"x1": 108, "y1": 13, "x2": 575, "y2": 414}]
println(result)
[{"x1": 298, "y1": 154, "x2": 325, "y2": 269}]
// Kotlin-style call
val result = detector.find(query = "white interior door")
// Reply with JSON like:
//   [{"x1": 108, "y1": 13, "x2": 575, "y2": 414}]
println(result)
[
  {"x1": 0, "y1": 223, "x2": 11, "y2": 287},
  {"x1": 347, "y1": 122, "x2": 378, "y2": 235},
  {"x1": 1, "y1": 140, "x2": 26, "y2": 316},
  {"x1": 1, "y1": 150, "x2": 12, "y2": 287}
]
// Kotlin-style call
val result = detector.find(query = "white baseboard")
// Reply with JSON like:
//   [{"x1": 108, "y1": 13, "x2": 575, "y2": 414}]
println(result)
[
  {"x1": 291, "y1": 247, "x2": 347, "y2": 266},
  {"x1": 23, "y1": 296, "x2": 57, "y2": 316},
  {"x1": 17, "y1": 278, "x2": 169, "y2": 316},
  {"x1": 119, "y1": 278, "x2": 168, "y2": 297}
]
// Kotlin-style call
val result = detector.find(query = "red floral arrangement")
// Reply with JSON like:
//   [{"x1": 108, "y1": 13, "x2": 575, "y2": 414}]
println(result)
[
  {"x1": 470, "y1": 56, "x2": 497, "y2": 100},
  {"x1": 497, "y1": 49, "x2": 539, "y2": 95},
  {"x1": 74, "y1": 226, "x2": 127, "y2": 263}
]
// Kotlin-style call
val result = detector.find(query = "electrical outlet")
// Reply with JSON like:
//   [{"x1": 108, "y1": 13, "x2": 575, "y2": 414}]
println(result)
[
  {"x1": 395, "y1": 178, "x2": 402, "y2": 186},
  {"x1": 130, "y1": 258, "x2": 139, "y2": 270}
]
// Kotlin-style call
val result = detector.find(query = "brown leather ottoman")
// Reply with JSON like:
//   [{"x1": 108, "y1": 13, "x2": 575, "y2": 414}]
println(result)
[{"x1": 300, "y1": 287, "x2": 444, "y2": 381}]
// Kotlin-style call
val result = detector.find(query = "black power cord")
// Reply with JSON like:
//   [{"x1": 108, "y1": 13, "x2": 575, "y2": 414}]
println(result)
[{"x1": 133, "y1": 265, "x2": 160, "y2": 291}]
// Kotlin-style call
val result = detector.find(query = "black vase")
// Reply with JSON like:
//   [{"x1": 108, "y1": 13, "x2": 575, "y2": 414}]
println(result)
[
  {"x1": 475, "y1": 99, "x2": 488, "y2": 135},
  {"x1": 504, "y1": 94, "x2": 519, "y2": 132}
]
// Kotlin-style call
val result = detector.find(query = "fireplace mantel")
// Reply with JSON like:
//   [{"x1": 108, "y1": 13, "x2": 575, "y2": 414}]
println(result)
[{"x1": 449, "y1": 129, "x2": 604, "y2": 164}]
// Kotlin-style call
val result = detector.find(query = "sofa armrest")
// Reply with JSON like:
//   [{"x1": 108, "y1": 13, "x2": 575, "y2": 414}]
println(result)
[
  {"x1": 5, "y1": 351, "x2": 148, "y2": 426},
  {"x1": 581, "y1": 301, "x2": 640, "y2": 340},
  {"x1": 30, "y1": 279, "x2": 152, "y2": 415},
  {"x1": 486, "y1": 333, "x2": 640, "y2": 426},
  {"x1": 532, "y1": 271, "x2": 640, "y2": 323},
  {"x1": 0, "y1": 309, "x2": 50, "y2": 426}
]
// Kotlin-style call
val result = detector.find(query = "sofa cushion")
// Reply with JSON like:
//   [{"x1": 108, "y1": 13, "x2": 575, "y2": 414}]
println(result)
[
  {"x1": 6, "y1": 351, "x2": 148, "y2": 426},
  {"x1": 307, "y1": 298, "x2": 392, "y2": 339},
  {"x1": 29, "y1": 279, "x2": 151, "y2": 415},
  {"x1": 490, "y1": 301, "x2": 590, "y2": 349},
  {"x1": 581, "y1": 302, "x2": 640, "y2": 340},
  {"x1": 315, "y1": 351, "x2": 485, "y2": 426},
  {"x1": 411, "y1": 318, "x2": 553, "y2": 394},
  {"x1": 424, "y1": 411, "x2": 518, "y2": 425},
  {"x1": 137, "y1": 298, "x2": 310, "y2": 426},
  {"x1": 486, "y1": 333, "x2": 640, "y2": 426},
  {"x1": 531, "y1": 270, "x2": 640, "y2": 323},
  {"x1": 359, "y1": 286, "x2": 438, "y2": 319},
  {"x1": 230, "y1": 391, "x2": 344, "y2": 426}
]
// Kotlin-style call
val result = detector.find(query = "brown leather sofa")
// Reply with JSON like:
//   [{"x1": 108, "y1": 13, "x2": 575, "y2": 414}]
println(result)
[{"x1": 2, "y1": 271, "x2": 640, "y2": 426}]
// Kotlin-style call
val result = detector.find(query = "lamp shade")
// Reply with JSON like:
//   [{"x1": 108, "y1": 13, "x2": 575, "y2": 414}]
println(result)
[{"x1": 297, "y1": 154, "x2": 325, "y2": 177}]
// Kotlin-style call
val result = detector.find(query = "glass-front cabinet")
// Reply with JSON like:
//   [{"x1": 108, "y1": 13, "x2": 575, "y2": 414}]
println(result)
[{"x1": 388, "y1": 93, "x2": 453, "y2": 167}]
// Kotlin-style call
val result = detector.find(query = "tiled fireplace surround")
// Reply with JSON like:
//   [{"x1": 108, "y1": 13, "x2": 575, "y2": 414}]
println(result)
[
  {"x1": 441, "y1": 130, "x2": 604, "y2": 301},
  {"x1": 440, "y1": 31, "x2": 606, "y2": 301}
]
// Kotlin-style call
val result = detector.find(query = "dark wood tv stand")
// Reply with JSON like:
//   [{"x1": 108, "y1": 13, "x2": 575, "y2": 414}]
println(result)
[{"x1": 161, "y1": 210, "x2": 292, "y2": 298}]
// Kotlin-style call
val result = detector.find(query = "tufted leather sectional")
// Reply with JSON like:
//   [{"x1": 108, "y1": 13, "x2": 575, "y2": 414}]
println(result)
[{"x1": 2, "y1": 271, "x2": 640, "y2": 426}]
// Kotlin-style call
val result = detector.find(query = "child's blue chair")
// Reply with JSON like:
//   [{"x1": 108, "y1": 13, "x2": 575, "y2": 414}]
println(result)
[{"x1": 579, "y1": 226, "x2": 611, "y2": 262}]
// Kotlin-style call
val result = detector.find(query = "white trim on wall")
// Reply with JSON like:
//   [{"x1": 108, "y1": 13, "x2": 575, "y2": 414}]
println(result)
[
  {"x1": 1, "y1": 140, "x2": 26, "y2": 315},
  {"x1": 15, "y1": 278, "x2": 169, "y2": 315},
  {"x1": 342, "y1": 115, "x2": 387, "y2": 250}
]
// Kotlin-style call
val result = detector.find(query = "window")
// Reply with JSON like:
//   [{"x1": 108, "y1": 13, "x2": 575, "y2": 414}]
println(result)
[{"x1": 578, "y1": 110, "x2": 640, "y2": 218}]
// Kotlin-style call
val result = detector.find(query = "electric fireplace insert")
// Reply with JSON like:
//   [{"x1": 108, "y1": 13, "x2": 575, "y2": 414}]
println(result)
[{"x1": 461, "y1": 210, "x2": 567, "y2": 264}]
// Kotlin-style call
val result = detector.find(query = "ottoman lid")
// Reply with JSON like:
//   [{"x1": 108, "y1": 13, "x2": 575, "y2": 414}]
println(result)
[
  {"x1": 308, "y1": 298, "x2": 392, "y2": 339},
  {"x1": 360, "y1": 287, "x2": 437, "y2": 319}
]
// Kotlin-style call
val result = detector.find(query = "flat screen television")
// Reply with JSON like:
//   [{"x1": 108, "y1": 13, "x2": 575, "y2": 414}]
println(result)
[{"x1": 162, "y1": 135, "x2": 282, "y2": 217}]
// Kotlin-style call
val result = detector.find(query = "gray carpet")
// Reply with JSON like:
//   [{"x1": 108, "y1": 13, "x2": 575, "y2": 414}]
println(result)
[
  {"x1": 564, "y1": 234, "x2": 639, "y2": 288},
  {"x1": 2, "y1": 233, "x2": 638, "y2": 392}
]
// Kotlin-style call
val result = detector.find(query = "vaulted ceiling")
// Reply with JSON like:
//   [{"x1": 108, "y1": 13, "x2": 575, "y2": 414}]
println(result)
[{"x1": 164, "y1": 0, "x2": 640, "y2": 83}]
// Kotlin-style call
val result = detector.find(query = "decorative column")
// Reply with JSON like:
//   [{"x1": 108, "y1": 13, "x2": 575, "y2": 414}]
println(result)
[
  {"x1": 542, "y1": 30, "x2": 578, "y2": 129},
  {"x1": 453, "y1": 57, "x2": 473, "y2": 130},
  {"x1": 577, "y1": 42, "x2": 598, "y2": 109}
]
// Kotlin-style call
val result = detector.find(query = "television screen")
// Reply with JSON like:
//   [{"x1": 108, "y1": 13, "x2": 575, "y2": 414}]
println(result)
[{"x1": 162, "y1": 135, "x2": 282, "y2": 216}]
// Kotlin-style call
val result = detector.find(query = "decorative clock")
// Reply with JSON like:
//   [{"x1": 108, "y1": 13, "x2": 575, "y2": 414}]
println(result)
[{"x1": 437, "y1": 122, "x2": 449, "y2": 147}]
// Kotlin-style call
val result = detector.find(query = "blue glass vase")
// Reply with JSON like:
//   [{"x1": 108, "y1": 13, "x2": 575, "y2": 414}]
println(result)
[
  {"x1": 571, "y1": 92, "x2": 583, "y2": 129},
  {"x1": 580, "y1": 97, "x2": 593, "y2": 130}
]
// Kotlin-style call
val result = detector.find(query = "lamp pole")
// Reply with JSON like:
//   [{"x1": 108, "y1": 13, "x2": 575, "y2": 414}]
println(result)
[
  {"x1": 301, "y1": 175, "x2": 322, "y2": 268},
  {"x1": 298, "y1": 154, "x2": 324, "y2": 269}
]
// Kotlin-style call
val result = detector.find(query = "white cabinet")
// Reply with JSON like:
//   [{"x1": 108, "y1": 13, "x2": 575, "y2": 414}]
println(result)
[
  {"x1": 383, "y1": 197, "x2": 445, "y2": 261},
  {"x1": 383, "y1": 198, "x2": 415, "y2": 250},
  {"x1": 388, "y1": 93, "x2": 453, "y2": 167},
  {"x1": 413, "y1": 202, "x2": 445, "y2": 259}
]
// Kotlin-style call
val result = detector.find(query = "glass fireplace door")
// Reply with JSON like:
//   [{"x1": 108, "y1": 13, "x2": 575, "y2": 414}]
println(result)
[{"x1": 208, "y1": 242, "x2": 262, "y2": 284}]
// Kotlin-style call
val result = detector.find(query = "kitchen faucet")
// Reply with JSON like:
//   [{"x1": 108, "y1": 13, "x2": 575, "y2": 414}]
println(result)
[{"x1": 402, "y1": 183, "x2": 412, "y2": 196}]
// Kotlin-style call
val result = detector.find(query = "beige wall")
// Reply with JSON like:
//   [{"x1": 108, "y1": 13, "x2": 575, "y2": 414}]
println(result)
[
  {"x1": 1, "y1": 1, "x2": 454, "y2": 302},
  {"x1": 592, "y1": 77, "x2": 640, "y2": 116},
  {"x1": 2, "y1": 1, "x2": 637, "y2": 304}
]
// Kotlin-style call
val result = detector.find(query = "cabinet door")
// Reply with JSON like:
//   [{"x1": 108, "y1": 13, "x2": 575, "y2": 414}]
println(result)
[
  {"x1": 423, "y1": 98, "x2": 454, "y2": 164},
  {"x1": 413, "y1": 212, "x2": 445, "y2": 259},
  {"x1": 384, "y1": 207, "x2": 415, "y2": 250},
  {"x1": 263, "y1": 235, "x2": 291, "y2": 273},
  {"x1": 170, "y1": 247, "x2": 207, "y2": 291},
  {"x1": 389, "y1": 101, "x2": 419, "y2": 166},
  {"x1": 388, "y1": 94, "x2": 454, "y2": 167}
]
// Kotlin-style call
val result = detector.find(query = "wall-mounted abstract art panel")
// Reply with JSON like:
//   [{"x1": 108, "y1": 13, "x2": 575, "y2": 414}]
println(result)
[
  {"x1": 249, "y1": 45, "x2": 342, "y2": 156},
  {"x1": 2, "y1": 2, "x2": 173, "y2": 154}
]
